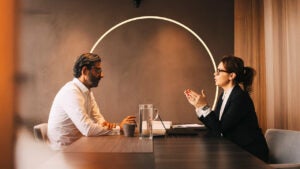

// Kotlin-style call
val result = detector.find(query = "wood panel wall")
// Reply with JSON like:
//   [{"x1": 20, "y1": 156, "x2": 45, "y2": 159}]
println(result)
[
  {"x1": 264, "y1": 0, "x2": 300, "y2": 130},
  {"x1": 0, "y1": 0, "x2": 16, "y2": 168},
  {"x1": 235, "y1": 0, "x2": 300, "y2": 131},
  {"x1": 234, "y1": 0, "x2": 267, "y2": 132}
]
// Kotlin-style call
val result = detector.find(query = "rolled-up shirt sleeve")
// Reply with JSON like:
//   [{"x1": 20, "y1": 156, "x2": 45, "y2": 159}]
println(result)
[{"x1": 89, "y1": 92, "x2": 106, "y2": 125}]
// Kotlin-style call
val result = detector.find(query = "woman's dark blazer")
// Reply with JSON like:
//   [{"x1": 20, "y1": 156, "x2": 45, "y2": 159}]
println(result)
[{"x1": 199, "y1": 85, "x2": 269, "y2": 162}]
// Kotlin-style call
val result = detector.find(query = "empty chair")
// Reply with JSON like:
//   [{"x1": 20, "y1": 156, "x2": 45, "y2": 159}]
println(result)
[
  {"x1": 265, "y1": 129, "x2": 300, "y2": 169},
  {"x1": 33, "y1": 123, "x2": 48, "y2": 143}
]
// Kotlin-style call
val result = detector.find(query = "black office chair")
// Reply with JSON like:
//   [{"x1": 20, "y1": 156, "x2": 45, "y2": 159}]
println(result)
[
  {"x1": 33, "y1": 123, "x2": 48, "y2": 143},
  {"x1": 265, "y1": 129, "x2": 300, "y2": 169}
]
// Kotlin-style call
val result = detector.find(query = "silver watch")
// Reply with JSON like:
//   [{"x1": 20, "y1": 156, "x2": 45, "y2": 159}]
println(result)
[{"x1": 202, "y1": 105, "x2": 210, "y2": 111}]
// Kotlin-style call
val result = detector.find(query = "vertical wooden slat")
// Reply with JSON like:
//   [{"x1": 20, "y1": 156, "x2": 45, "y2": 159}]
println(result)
[
  {"x1": 264, "y1": 0, "x2": 300, "y2": 131},
  {"x1": 0, "y1": 0, "x2": 16, "y2": 168},
  {"x1": 264, "y1": 0, "x2": 275, "y2": 129},
  {"x1": 234, "y1": 0, "x2": 267, "y2": 132},
  {"x1": 286, "y1": 0, "x2": 300, "y2": 130}
]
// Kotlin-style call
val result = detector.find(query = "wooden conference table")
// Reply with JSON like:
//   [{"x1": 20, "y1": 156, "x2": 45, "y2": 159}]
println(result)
[{"x1": 40, "y1": 130, "x2": 273, "y2": 169}]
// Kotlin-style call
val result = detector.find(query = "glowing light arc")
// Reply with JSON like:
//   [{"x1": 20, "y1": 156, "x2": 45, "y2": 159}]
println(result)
[{"x1": 90, "y1": 16, "x2": 219, "y2": 109}]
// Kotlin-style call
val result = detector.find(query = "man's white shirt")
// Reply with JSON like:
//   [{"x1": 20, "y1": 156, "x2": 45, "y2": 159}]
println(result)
[{"x1": 47, "y1": 78, "x2": 118, "y2": 150}]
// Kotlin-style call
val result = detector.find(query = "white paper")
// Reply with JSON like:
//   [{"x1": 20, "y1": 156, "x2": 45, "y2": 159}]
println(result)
[
  {"x1": 172, "y1": 123, "x2": 205, "y2": 128},
  {"x1": 152, "y1": 121, "x2": 172, "y2": 129}
]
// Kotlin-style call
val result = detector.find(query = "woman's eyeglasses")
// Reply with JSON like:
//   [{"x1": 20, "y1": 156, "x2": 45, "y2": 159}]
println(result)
[{"x1": 216, "y1": 69, "x2": 230, "y2": 74}]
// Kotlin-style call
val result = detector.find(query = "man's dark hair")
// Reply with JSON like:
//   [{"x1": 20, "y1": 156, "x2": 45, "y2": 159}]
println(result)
[{"x1": 73, "y1": 53, "x2": 101, "y2": 78}]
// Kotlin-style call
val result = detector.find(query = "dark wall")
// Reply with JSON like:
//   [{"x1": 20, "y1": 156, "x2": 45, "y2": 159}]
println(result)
[{"x1": 17, "y1": 0, "x2": 233, "y2": 124}]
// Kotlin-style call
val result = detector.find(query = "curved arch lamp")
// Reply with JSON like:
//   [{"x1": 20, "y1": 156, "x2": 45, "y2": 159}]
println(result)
[{"x1": 90, "y1": 16, "x2": 219, "y2": 109}]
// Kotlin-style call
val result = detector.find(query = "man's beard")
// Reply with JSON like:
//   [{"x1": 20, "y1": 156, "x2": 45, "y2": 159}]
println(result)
[{"x1": 88, "y1": 73, "x2": 101, "y2": 88}]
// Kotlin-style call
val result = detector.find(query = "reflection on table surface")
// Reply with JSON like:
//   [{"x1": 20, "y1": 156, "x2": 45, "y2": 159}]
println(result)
[
  {"x1": 40, "y1": 130, "x2": 272, "y2": 169},
  {"x1": 63, "y1": 135, "x2": 153, "y2": 153}
]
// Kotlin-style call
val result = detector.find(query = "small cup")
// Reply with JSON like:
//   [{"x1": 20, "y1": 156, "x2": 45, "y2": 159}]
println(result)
[{"x1": 123, "y1": 123, "x2": 136, "y2": 137}]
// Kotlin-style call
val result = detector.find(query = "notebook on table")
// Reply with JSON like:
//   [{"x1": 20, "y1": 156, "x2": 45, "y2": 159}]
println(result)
[{"x1": 152, "y1": 115, "x2": 206, "y2": 136}]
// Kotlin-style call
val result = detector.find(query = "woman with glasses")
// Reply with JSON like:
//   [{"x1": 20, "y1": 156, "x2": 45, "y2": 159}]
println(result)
[{"x1": 184, "y1": 55, "x2": 269, "y2": 162}]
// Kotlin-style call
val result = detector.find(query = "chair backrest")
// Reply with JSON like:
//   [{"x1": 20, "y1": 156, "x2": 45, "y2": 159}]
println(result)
[
  {"x1": 265, "y1": 129, "x2": 300, "y2": 164},
  {"x1": 33, "y1": 123, "x2": 48, "y2": 143}
]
